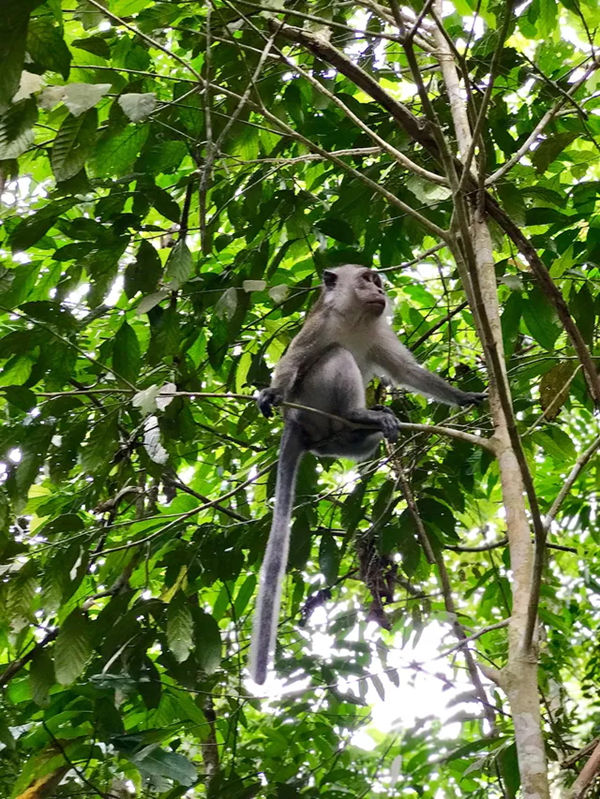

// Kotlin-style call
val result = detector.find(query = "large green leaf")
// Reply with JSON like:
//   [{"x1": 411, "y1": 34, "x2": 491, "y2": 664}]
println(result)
[
  {"x1": 54, "y1": 610, "x2": 93, "y2": 684},
  {"x1": 0, "y1": 97, "x2": 38, "y2": 158},
  {"x1": 167, "y1": 591, "x2": 194, "y2": 663},
  {"x1": 26, "y1": 15, "x2": 71, "y2": 79},
  {"x1": 113, "y1": 321, "x2": 141, "y2": 384},
  {"x1": 51, "y1": 108, "x2": 97, "y2": 181}
]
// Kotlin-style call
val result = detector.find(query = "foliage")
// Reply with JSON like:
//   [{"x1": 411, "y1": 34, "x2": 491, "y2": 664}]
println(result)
[{"x1": 0, "y1": 0, "x2": 599, "y2": 797}]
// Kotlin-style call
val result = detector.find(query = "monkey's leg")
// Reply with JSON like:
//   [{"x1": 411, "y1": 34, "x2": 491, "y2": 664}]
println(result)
[{"x1": 344, "y1": 407, "x2": 400, "y2": 442}]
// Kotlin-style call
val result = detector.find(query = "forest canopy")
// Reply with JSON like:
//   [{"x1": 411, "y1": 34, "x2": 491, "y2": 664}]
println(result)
[{"x1": 0, "y1": 0, "x2": 599, "y2": 797}]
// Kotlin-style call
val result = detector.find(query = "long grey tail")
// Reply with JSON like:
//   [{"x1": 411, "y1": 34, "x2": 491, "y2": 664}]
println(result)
[{"x1": 249, "y1": 426, "x2": 304, "y2": 684}]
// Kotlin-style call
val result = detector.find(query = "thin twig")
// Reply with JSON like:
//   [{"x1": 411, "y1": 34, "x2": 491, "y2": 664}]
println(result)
[
  {"x1": 543, "y1": 433, "x2": 600, "y2": 528},
  {"x1": 438, "y1": 619, "x2": 509, "y2": 658},
  {"x1": 281, "y1": 400, "x2": 494, "y2": 450},
  {"x1": 91, "y1": 462, "x2": 274, "y2": 558},
  {"x1": 84, "y1": 0, "x2": 202, "y2": 81},
  {"x1": 0, "y1": 306, "x2": 137, "y2": 391},
  {"x1": 486, "y1": 59, "x2": 599, "y2": 185},
  {"x1": 42, "y1": 721, "x2": 116, "y2": 799},
  {"x1": 391, "y1": 454, "x2": 498, "y2": 731},
  {"x1": 457, "y1": 0, "x2": 515, "y2": 189}
]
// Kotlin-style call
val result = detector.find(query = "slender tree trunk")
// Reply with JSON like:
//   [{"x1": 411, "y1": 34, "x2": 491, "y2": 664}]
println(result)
[{"x1": 434, "y1": 13, "x2": 550, "y2": 798}]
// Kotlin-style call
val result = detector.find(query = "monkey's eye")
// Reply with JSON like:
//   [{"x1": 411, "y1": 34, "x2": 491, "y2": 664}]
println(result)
[{"x1": 362, "y1": 271, "x2": 382, "y2": 288}]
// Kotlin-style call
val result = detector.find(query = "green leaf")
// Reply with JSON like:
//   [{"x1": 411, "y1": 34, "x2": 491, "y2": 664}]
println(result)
[
  {"x1": 497, "y1": 183, "x2": 526, "y2": 227},
  {"x1": 371, "y1": 480, "x2": 396, "y2": 531},
  {"x1": 113, "y1": 0, "x2": 150, "y2": 13},
  {"x1": 531, "y1": 132, "x2": 578, "y2": 173},
  {"x1": 522, "y1": 289, "x2": 560, "y2": 350},
  {"x1": 6, "y1": 423, "x2": 54, "y2": 510},
  {"x1": 8, "y1": 199, "x2": 74, "y2": 252},
  {"x1": 145, "y1": 183, "x2": 180, "y2": 223},
  {"x1": 113, "y1": 322, "x2": 141, "y2": 384},
  {"x1": 54, "y1": 609, "x2": 93, "y2": 684},
  {"x1": 569, "y1": 286, "x2": 594, "y2": 346},
  {"x1": 341, "y1": 480, "x2": 367, "y2": 534},
  {"x1": 6, "y1": 566, "x2": 37, "y2": 632},
  {"x1": 147, "y1": 306, "x2": 180, "y2": 364},
  {"x1": 549, "y1": 244, "x2": 575, "y2": 278},
  {"x1": 167, "y1": 591, "x2": 194, "y2": 663},
  {"x1": 71, "y1": 36, "x2": 111, "y2": 59},
  {"x1": 319, "y1": 533, "x2": 340, "y2": 583},
  {"x1": 532, "y1": 427, "x2": 576, "y2": 462},
  {"x1": 0, "y1": 97, "x2": 38, "y2": 159},
  {"x1": 20, "y1": 300, "x2": 77, "y2": 331},
  {"x1": 315, "y1": 218, "x2": 356, "y2": 244},
  {"x1": 538, "y1": 0, "x2": 557, "y2": 37},
  {"x1": 80, "y1": 415, "x2": 119, "y2": 473},
  {"x1": 2, "y1": 386, "x2": 37, "y2": 411},
  {"x1": 27, "y1": 16, "x2": 71, "y2": 79},
  {"x1": 0, "y1": 1, "x2": 36, "y2": 107},
  {"x1": 164, "y1": 240, "x2": 192, "y2": 288},
  {"x1": 92, "y1": 124, "x2": 149, "y2": 177},
  {"x1": 129, "y1": 745, "x2": 197, "y2": 787},
  {"x1": 194, "y1": 609, "x2": 221, "y2": 674},
  {"x1": 29, "y1": 649, "x2": 54, "y2": 707},
  {"x1": 233, "y1": 574, "x2": 257, "y2": 618},
  {"x1": 501, "y1": 292, "x2": 522, "y2": 358},
  {"x1": 51, "y1": 108, "x2": 97, "y2": 182}
]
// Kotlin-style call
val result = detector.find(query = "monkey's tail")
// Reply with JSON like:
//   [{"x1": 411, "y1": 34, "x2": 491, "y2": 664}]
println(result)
[{"x1": 249, "y1": 425, "x2": 305, "y2": 685}]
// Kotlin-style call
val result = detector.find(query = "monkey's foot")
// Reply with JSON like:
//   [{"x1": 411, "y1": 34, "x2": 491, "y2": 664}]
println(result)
[
  {"x1": 370, "y1": 406, "x2": 400, "y2": 443},
  {"x1": 257, "y1": 387, "x2": 283, "y2": 418}
]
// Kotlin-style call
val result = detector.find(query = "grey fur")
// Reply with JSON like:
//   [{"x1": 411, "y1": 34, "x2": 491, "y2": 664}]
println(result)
[{"x1": 249, "y1": 265, "x2": 484, "y2": 683}]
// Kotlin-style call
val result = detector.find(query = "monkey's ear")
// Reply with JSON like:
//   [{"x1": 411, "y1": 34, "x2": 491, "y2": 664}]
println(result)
[{"x1": 323, "y1": 269, "x2": 337, "y2": 288}]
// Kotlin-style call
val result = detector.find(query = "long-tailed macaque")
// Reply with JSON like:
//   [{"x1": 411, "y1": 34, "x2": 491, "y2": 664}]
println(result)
[{"x1": 249, "y1": 265, "x2": 485, "y2": 683}]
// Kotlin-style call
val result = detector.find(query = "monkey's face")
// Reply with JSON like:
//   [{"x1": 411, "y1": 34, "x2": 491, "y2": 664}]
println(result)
[{"x1": 322, "y1": 265, "x2": 388, "y2": 318}]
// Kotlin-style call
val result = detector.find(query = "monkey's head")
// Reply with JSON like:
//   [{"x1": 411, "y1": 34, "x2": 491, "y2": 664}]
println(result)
[{"x1": 321, "y1": 264, "x2": 388, "y2": 319}]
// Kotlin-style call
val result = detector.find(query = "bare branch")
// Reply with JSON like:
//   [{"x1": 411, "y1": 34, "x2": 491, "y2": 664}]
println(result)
[
  {"x1": 456, "y1": 0, "x2": 515, "y2": 188},
  {"x1": 281, "y1": 400, "x2": 495, "y2": 451},
  {"x1": 0, "y1": 629, "x2": 58, "y2": 687},
  {"x1": 486, "y1": 59, "x2": 599, "y2": 185},
  {"x1": 91, "y1": 462, "x2": 274, "y2": 558},
  {"x1": 439, "y1": 618, "x2": 509, "y2": 658},
  {"x1": 543, "y1": 434, "x2": 600, "y2": 528},
  {"x1": 569, "y1": 739, "x2": 600, "y2": 799},
  {"x1": 84, "y1": 0, "x2": 202, "y2": 81},
  {"x1": 390, "y1": 453, "x2": 498, "y2": 731}
]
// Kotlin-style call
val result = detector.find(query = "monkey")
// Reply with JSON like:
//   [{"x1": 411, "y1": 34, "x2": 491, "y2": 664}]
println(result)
[{"x1": 249, "y1": 264, "x2": 485, "y2": 684}]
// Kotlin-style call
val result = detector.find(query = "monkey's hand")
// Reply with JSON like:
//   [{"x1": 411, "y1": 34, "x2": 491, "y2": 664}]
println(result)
[
  {"x1": 257, "y1": 387, "x2": 283, "y2": 418},
  {"x1": 457, "y1": 391, "x2": 487, "y2": 406},
  {"x1": 369, "y1": 405, "x2": 400, "y2": 443}
]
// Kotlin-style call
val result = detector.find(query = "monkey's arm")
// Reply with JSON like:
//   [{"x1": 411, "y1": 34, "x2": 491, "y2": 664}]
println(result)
[
  {"x1": 259, "y1": 333, "x2": 337, "y2": 418},
  {"x1": 369, "y1": 332, "x2": 485, "y2": 406}
]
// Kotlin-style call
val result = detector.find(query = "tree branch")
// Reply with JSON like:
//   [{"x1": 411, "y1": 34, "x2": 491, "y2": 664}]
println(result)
[
  {"x1": 391, "y1": 454, "x2": 498, "y2": 731},
  {"x1": 569, "y1": 739, "x2": 600, "y2": 799},
  {"x1": 543, "y1": 433, "x2": 600, "y2": 528},
  {"x1": 281, "y1": 400, "x2": 495, "y2": 451},
  {"x1": 265, "y1": 23, "x2": 600, "y2": 404},
  {"x1": 486, "y1": 59, "x2": 599, "y2": 185}
]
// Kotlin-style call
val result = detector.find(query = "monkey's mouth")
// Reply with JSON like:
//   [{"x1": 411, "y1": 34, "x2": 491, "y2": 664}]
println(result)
[{"x1": 367, "y1": 299, "x2": 386, "y2": 311}]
